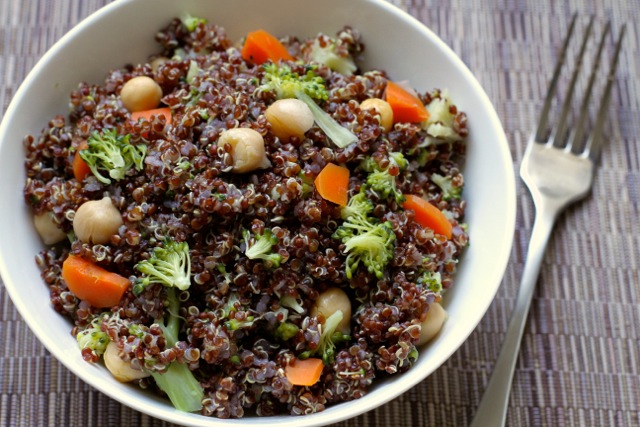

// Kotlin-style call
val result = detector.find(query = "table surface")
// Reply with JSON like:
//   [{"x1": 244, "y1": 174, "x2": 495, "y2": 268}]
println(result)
[{"x1": 1, "y1": 1, "x2": 638, "y2": 426}]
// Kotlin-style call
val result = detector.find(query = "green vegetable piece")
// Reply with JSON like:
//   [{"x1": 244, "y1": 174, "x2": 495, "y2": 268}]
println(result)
[
  {"x1": 76, "y1": 315, "x2": 110, "y2": 357},
  {"x1": 360, "y1": 152, "x2": 407, "y2": 205},
  {"x1": 134, "y1": 238, "x2": 191, "y2": 295},
  {"x1": 79, "y1": 129, "x2": 146, "y2": 185},
  {"x1": 180, "y1": 13, "x2": 207, "y2": 32},
  {"x1": 308, "y1": 38, "x2": 357, "y2": 75},
  {"x1": 315, "y1": 311, "x2": 351, "y2": 365},
  {"x1": 333, "y1": 192, "x2": 396, "y2": 279},
  {"x1": 242, "y1": 228, "x2": 282, "y2": 267},
  {"x1": 417, "y1": 270, "x2": 443, "y2": 294},
  {"x1": 431, "y1": 173, "x2": 462, "y2": 200},
  {"x1": 275, "y1": 322, "x2": 300, "y2": 341}
]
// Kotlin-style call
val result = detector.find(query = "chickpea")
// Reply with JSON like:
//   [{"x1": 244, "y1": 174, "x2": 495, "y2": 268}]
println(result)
[
  {"x1": 360, "y1": 98, "x2": 393, "y2": 132},
  {"x1": 120, "y1": 76, "x2": 162, "y2": 112},
  {"x1": 73, "y1": 197, "x2": 123, "y2": 244},
  {"x1": 149, "y1": 56, "x2": 168, "y2": 73},
  {"x1": 33, "y1": 211, "x2": 66, "y2": 245},
  {"x1": 311, "y1": 287, "x2": 351, "y2": 334},
  {"x1": 218, "y1": 128, "x2": 271, "y2": 173},
  {"x1": 417, "y1": 302, "x2": 447, "y2": 345},
  {"x1": 103, "y1": 342, "x2": 150, "y2": 382},
  {"x1": 265, "y1": 99, "x2": 314, "y2": 141}
]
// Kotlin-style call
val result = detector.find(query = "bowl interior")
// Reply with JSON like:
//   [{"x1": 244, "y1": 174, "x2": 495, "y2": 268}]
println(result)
[{"x1": 0, "y1": 0, "x2": 515, "y2": 426}]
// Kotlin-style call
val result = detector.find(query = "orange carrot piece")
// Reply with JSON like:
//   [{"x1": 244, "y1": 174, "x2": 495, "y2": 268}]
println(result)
[
  {"x1": 403, "y1": 194, "x2": 452, "y2": 239},
  {"x1": 130, "y1": 107, "x2": 172, "y2": 124},
  {"x1": 241, "y1": 29, "x2": 294, "y2": 65},
  {"x1": 314, "y1": 163, "x2": 350, "y2": 206},
  {"x1": 385, "y1": 81, "x2": 429, "y2": 124},
  {"x1": 285, "y1": 358, "x2": 324, "y2": 386},
  {"x1": 62, "y1": 255, "x2": 130, "y2": 308},
  {"x1": 72, "y1": 141, "x2": 91, "y2": 182}
]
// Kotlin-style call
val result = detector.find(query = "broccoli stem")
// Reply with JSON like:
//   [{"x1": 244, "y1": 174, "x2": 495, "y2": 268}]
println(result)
[
  {"x1": 296, "y1": 92, "x2": 358, "y2": 149},
  {"x1": 153, "y1": 287, "x2": 204, "y2": 412},
  {"x1": 151, "y1": 363, "x2": 203, "y2": 412},
  {"x1": 160, "y1": 287, "x2": 180, "y2": 346}
]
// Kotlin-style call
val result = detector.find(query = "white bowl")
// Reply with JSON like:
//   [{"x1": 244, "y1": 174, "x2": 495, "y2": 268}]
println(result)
[{"x1": 0, "y1": 0, "x2": 515, "y2": 425}]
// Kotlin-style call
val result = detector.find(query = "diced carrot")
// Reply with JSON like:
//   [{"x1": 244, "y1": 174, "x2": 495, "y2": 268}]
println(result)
[
  {"x1": 241, "y1": 29, "x2": 294, "y2": 65},
  {"x1": 61, "y1": 255, "x2": 130, "y2": 308},
  {"x1": 130, "y1": 107, "x2": 172, "y2": 124},
  {"x1": 403, "y1": 194, "x2": 452, "y2": 239},
  {"x1": 285, "y1": 358, "x2": 324, "y2": 386},
  {"x1": 314, "y1": 163, "x2": 350, "y2": 206},
  {"x1": 385, "y1": 81, "x2": 430, "y2": 124},
  {"x1": 72, "y1": 140, "x2": 91, "y2": 182}
]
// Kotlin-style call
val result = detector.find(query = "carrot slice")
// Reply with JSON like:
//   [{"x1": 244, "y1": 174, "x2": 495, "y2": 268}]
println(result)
[
  {"x1": 385, "y1": 81, "x2": 429, "y2": 124},
  {"x1": 314, "y1": 163, "x2": 350, "y2": 206},
  {"x1": 62, "y1": 255, "x2": 130, "y2": 308},
  {"x1": 130, "y1": 107, "x2": 172, "y2": 124},
  {"x1": 241, "y1": 29, "x2": 294, "y2": 65},
  {"x1": 72, "y1": 141, "x2": 91, "y2": 182},
  {"x1": 403, "y1": 194, "x2": 452, "y2": 239},
  {"x1": 285, "y1": 358, "x2": 324, "y2": 386}
]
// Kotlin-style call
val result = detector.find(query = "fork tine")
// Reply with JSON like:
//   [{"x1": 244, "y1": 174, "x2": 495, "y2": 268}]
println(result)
[
  {"x1": 584, "y1": 23, "x2": 626, "y2": 161},
  {"x1": 551, "y1": 16, "x2": 594, "y2": 148},
  {"x1": 568, "y1": 21, "x2": 611, "y2": 154},
  {"x1": 533, "y1": 14, "x2": 578, "y2": 142}
]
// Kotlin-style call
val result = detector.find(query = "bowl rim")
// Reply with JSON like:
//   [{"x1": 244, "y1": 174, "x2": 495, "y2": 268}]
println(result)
[{"x1": 0, "y1": 0, "x2": 516, "y2": 425}]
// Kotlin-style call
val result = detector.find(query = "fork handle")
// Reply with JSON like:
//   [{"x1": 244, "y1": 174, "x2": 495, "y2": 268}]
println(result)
[{"x1": 470, "y1": 206, "x2": 557, "y2": 427}]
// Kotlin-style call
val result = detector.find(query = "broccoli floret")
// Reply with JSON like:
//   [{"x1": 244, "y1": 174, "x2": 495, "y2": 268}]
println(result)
[
  {"x1": 76, "y1": 314, "x2": 110, "y2": 358},
  {"x1": 258, "y1": 63, "x2": 358, "y2": 148},
  {"x1": 317, "y1": 311, "x2": 350, "y2": 364},
  {"x1": 298, "y1": 171, "x2": 315, "y2": 197},
  {"x1": 333, "y1": 194, "x2": 396, "y2": 279},
  {"x1": 389, "y1": 152, "x2": 409, "y2": 170},
  {"x1": 133, "y1": 239, "x2": 203, "y2": 412},
  {"x1": 360, "y1": 151, "x2": 407, "y2": 173},
  {"x1": 79, "y1": 129, "x2": 146, "y2": 185},
  {"x1": 301, "y1": 311, "x2": 350, "y2": 365},
  {"x1": 420, "y1": 90, "x2": 463, "y2": 145},
  {"x1": 259, "y1": 63, "x2": 328, "y2": 100},
  {"x1": 365, "y1": 169, "x2": 403, "y2": 204},
  {"x1": 133, "y1": 239, "x2": 191, "y2": 295},
  {"x1": 339, "y1": 191, "x2": 373, "y2": 220},
  {"x1": 341, "y1": 221, "x2": 396, "y2": 279},
  {"x1": 307, "y1": 38, "x2": 357, "y2": 75},
  {"x1": 417, "y1": 270, "x2": 443, "y2": 294},
  {"x1": 275, "y1": 322, "x2": 300, "y2": 341},
  {"x1": 360, "y1": 152, "x2": 408, "y2": 205},
  {"x1": 180, "y1": 13, "x2": 207, "y2": 32},
  {"x1": 243, "y1": 228, "x2": 282, "y2": 267},
  {"x1": 221, "y1": 292, "x2": 241, "y2": 317},
  {"x1": 431, "y1": 173, "x2": 462, "y2": 200},
  {"x1": 220, "y1": 292, "x2": 261, "y2": 331}
]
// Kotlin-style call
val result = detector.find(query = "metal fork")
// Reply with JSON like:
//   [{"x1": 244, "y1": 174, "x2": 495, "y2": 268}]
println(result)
[{"x1": 470, "y1": 15, "x2": 625, "y2": 427}]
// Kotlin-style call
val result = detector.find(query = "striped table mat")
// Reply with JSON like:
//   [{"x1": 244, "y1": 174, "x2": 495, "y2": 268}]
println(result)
[{"x1": 1, "y1": 0, "x2": 638, "y2": 426}]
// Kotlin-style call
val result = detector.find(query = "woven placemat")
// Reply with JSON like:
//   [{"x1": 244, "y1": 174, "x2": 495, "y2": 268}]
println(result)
[{"x1": 1, "y1": 1, "x2": 638, "y2": 426}]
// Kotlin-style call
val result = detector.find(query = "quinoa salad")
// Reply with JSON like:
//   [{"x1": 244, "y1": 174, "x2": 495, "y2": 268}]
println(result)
[{"x1": 23, "y1": 15, "x2": 469, "y2": 418}]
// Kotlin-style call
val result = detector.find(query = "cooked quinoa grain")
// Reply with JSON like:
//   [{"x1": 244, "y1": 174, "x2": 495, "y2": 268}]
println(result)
[{"x1": 24, "y1": 17, "x2": 468, "y2": 418}]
